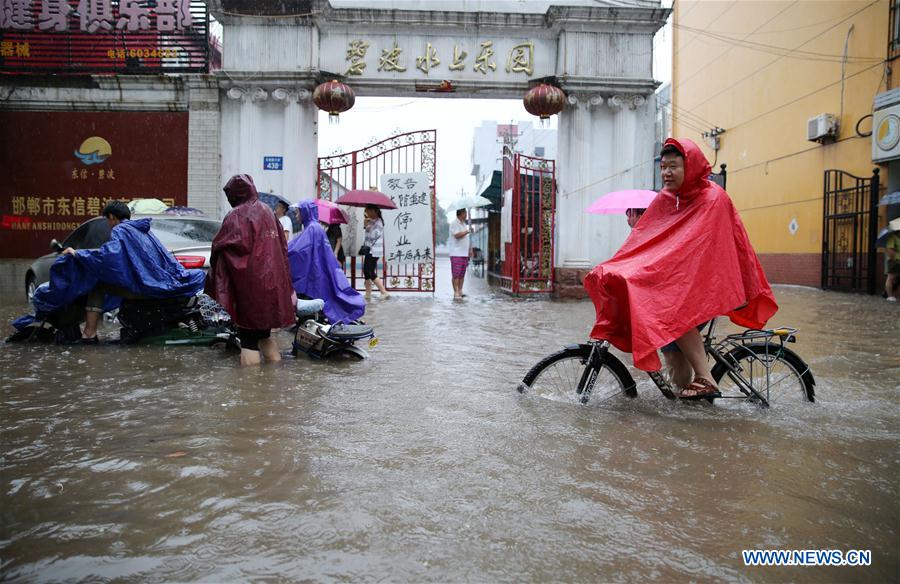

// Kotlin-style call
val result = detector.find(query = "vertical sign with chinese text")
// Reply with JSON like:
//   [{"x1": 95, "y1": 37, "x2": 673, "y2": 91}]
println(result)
[{"x1": 381, "y1": 172, "x2": 433, "y2": 266}]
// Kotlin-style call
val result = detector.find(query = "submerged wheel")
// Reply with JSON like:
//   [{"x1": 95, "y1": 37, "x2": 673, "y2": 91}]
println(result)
[
  {"x1": 336, "y1": 345, "x2": 367, "y2": 360},
  {"x1": 711, "y1": 343, "x2": 815, "y2": 404},
  {"x1": 25, "y1": 273, "x2": 36, "y2": 303},
  {"x1": 519, "y1": 345, "x2": 636, "y2": 404}
]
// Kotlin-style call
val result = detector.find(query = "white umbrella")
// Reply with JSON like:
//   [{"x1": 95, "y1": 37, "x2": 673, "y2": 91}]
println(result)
[{"x1": 448, "y1": 195, "x2": 492, "y2": 211}]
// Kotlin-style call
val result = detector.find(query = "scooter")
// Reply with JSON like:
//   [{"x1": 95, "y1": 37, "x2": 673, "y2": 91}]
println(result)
[
  {"x1": 116, "y1": 294, "x2": 237, "y2": 347},
  {"x1": 9, "y1": 239, "x2": 239, "y2": 348},
  {"x1": 291, "y1": 298, "x2": 377, "y2": 360},
  {"x1": 7, "y1": 293, "x2": 238, "y2": 348}
]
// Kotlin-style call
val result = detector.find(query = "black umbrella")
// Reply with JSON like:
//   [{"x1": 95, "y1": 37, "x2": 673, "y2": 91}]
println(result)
[{"x1": 258, "y1": 192, "x2": 301, "y2": 232}]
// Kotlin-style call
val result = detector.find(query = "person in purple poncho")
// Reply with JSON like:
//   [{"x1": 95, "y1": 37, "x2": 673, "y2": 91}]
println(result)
[{"x1": 287, "y1": 200, "x2": 366, "y2": 324}]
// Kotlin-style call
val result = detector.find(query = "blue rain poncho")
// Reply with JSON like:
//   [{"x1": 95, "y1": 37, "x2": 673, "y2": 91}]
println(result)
[
  {"x1": 287, "y1": 200, "x2": 366, "y2": 324},
  {"x1": 30, "y1": 218, "x2": 205, "y2": 317}
]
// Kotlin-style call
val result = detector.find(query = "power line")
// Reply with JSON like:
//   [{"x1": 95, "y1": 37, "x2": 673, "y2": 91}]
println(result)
[
  {"x1": 670, "y1": 1, "x2": 736, "y2": 63},
  {"x1": 672, "y1": 0, "x2": 799, "y2": 90},
  {"x1": 687, "y1": 0, "x2": 881, "y2": 111},
  {"x1": 657, "y1": 97, "x2": 715, "y2": 131},
  {"x1": 726, "y1": 61, "x2": 883, "y2": 134},
  {"x1": 674, "y1": 23, "x2": 884, "y2": 64}
]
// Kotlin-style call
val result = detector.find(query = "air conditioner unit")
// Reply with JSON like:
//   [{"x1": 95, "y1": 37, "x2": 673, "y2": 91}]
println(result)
[{"x1": 807, "y1": 113, "x2": 839, "y2": 143}]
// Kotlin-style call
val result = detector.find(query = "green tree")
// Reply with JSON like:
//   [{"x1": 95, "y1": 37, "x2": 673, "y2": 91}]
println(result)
[{"x1": 435, "y1": 202, "x2": 449, "y2": 246}]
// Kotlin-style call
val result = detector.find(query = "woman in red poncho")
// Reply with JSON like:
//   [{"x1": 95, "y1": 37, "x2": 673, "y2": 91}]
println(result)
[
  {"x1": 205, "y1": 174, "x2": 296, "y2": 366},
  {"x1": 584, "y1": 138, "x2": 778, "y2": 399}
]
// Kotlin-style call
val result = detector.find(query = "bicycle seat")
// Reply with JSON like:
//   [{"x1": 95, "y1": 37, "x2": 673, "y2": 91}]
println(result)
[{"x1": 296, "y1": 298, "x2": 325, "y2": 317}]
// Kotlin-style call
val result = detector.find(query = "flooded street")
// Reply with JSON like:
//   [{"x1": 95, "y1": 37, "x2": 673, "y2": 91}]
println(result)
[{"x1": 1, "y1": 258, "x2": 898, "y2": 582}]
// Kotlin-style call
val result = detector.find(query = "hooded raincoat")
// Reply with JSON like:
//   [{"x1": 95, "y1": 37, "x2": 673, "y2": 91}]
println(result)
[
  {"x1": 584, "y1": 138, "x2": 778, "y2": 371},
  {"x1": 287, "y1": 200, "x2": 366, "y2": 324},
  {"x1": 205, "y1": 175, "x2": 295, "y2": 330},
  {"x1": 30, "y1": 218, "x2": 204, "y2": 316}
]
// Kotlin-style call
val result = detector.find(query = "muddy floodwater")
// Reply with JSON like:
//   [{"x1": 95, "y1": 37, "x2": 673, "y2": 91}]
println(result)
[{"x1": 2, "y1": 260, "x2": 898, "y2": 582}]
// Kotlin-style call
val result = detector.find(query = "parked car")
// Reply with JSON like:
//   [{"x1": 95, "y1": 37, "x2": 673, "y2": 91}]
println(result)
[{"x1": 25, "y1": 214, "x2": 222, "y2": 301}]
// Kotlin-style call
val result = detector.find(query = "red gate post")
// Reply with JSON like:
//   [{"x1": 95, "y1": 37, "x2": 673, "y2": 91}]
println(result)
[{"x1": 509, "y1": 152, "x2": 555, "y2": 295}]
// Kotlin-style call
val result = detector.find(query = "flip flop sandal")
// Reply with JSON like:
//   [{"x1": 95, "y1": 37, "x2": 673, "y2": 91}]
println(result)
[{"x1": 678, "y1": 378, "x2": 722, "y2": 401}]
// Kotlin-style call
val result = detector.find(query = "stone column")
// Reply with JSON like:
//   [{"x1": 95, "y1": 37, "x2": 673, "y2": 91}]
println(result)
[
  {"x1": 272, "y1": 87, "x2": 316, "y2": 203},
  {"x1": 555, "y1": 93, "x2": 614, "y2": 297}
]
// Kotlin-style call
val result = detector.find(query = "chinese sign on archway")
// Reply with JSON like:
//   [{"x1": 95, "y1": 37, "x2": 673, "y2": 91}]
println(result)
[
  {"x1": 0, "y1": 0, "x2": 209, "y2": 74},
  {"x1": 381, "y1": 172, "x2": 434, "y2": 266},
  {"x1": 0, "y1": 111, "x2": 188, "y2": 258}
]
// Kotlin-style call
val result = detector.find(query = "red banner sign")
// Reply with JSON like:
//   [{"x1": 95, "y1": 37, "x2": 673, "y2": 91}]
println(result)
[
  {"x1": 0, "y1": 111, "x2": 189, "y2": 258},
  {"x1": 0, "y1": 0, "x2": 209, "y2": 74}
]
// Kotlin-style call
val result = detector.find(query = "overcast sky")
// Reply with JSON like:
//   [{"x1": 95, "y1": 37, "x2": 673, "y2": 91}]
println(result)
[{"x1": 316, "y1": 98, "x2": 557, "y2": 211}]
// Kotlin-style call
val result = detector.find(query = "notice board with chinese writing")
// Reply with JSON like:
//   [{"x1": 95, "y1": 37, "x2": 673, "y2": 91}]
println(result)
[
  {"x1": 381, "y1": 172, "x2": 434, "y2": 266},
  {"x1": 0, "y1": 111, "x2": 188, "y2": 258}
]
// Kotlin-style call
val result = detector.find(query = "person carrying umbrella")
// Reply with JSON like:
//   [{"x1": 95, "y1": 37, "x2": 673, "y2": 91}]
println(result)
[
  {"x1": 274, "y1": 200, "x2": 293, "y2": 243},
  {"x1": 362, "y1": 205, "x2": 390, "y2": 300},
  {"x1": 205, "y1": 175, "x2": 295, "y2": 366},
  {"x1": 448, "y1": 208, "x2": 474, "y2": 300}
]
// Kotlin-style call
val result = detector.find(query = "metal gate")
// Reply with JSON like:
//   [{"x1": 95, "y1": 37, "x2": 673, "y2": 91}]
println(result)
[
  {"x1": 499, "y1": 152, "x2": 556, "y2": 294},
  {"x1": 822, "y1": 168, "x2": 880, "y2": 293},
  {"x1": 317, "y1": 130, "x2": 437, "y2": 292}
]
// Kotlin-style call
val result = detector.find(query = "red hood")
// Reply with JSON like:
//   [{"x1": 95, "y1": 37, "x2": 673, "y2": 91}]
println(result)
[
  {"x1": 661, "y1": 137, "x2": 711, "y2": 201},
  {"x1": 223, "y1": 174, "x2": 259, "y2": 208}
]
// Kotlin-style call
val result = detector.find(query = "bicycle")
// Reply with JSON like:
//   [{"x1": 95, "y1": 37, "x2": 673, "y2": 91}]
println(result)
[{"x1": 517, "y1": 319, "x2": 815, "y2": 407}]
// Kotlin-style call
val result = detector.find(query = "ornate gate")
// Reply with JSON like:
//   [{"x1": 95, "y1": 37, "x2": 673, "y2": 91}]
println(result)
[
  {"x1": 498, "y1": 152, "x2": 556, "y2": 294},
  {"x1": 822, "y1": 168, "x2": 880, "y2": 293},
  {"x1": 317, "y1": 130, "x2": 437, "y2": 292}
]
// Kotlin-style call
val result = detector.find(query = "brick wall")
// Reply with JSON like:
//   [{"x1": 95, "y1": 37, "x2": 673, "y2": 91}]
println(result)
[
  {"x1": 757, "y1": 253, "x2": 820, "y2": 287},
  {"x1": 187, "y1": 77, "x2": 221, "y2": 218}
]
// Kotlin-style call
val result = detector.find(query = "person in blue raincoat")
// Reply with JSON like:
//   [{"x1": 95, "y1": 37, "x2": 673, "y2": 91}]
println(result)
[
  {"x1": 58, "y1": 200, "x2": 205, "y2": 343},
  {"x1": 287, "y1": 200, "x2": 366, "y2": 324}
]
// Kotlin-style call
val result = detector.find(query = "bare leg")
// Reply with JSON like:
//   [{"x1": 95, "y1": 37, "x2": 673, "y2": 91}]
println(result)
[
  {"x1": 258, "y1": 337, "x2": 281, "y2": 362},
  {"x1": 459, "y1": 273, "x2": 466, "y2": 296},
  {"x1": 240, "y1": 349, "x2": 262, "y2": 366},
  {"x1": 674, "y1": 328, "x2": 715, "y2": 386},
  {"x1": 365, "y1": 279, "x2": 372, "y2": 300},
  {"x1": 663, "y1": 351, "x2": 693, "y2": 389},
  {"x1": 452, "y1": 277, "x2": 461, "y2": 299},
  {"x1": 83, "y1": 310, "x2": 101, "y2": 338},
  {"x1": 374, "y1": 277, "x2": 390, "y2": 298},
  {"x1": 887, "y1": 275, "x2": 897, "y2": 299}
]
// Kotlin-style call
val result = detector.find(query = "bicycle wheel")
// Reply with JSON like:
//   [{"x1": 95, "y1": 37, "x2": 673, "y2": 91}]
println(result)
[
  {"x1": 711, "y1": 343, "x2": 815, "y2": 404},
  {"x1": 518, "y1": 344, "x2": 636, "y2": 404}
]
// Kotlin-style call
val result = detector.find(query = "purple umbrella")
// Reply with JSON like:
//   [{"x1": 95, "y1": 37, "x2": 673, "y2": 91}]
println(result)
[
  {"x1": 335, "y1": 189, "x2": 398, "y2": 210},
  {"x1": 586, "y1": 189, "x2": 657, "y2": 214}
]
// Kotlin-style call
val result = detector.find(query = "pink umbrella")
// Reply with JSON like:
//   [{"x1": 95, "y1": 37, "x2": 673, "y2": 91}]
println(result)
[
  {"x1": 315, "y1": 199, "x2": 349, "y2": 225},
  {"x1": 586, "y1": 189, "x2": 657, "y2": 214},
  {"x1": 335, "y1": 189, "x2": 398, "y2": 210}
]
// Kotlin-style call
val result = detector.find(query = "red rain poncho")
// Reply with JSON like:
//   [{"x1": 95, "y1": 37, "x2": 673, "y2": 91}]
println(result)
[
  {"x1": 205, "y1": 175, "x2": 295, "y2": 330},
  {"x1": 584, "y1": 138, "x2": 778, "y2": 371}
]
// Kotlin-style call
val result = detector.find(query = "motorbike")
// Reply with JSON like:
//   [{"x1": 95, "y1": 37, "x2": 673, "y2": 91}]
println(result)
[
  {"x1": 8, "y1": 237, "x2": 238, "y2": 348},
  {"x1": 7, "y1": 292, "x2": 238, "y2": 348},
  {"x1": 291, "y1": 298, "x2": 377, "y2": 360}
]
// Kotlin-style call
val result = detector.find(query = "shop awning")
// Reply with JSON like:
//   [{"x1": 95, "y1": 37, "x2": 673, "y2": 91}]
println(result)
[{"x1": 477, "y1": 170, "x2": 503, "y2": 210}]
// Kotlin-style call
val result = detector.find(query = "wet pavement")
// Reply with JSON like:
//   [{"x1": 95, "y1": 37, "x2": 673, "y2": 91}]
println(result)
[{"x1": 1, "y1": 257, "x2": 898, "y2": 582}]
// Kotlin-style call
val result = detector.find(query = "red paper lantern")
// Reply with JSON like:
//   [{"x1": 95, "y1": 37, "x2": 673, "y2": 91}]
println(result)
[
  {"x1": 313, "y1": 80, "x2": 355, "y2": 121},
  {"x1": 523, "y1": 83, "x2": 565, "y2": 120}
]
